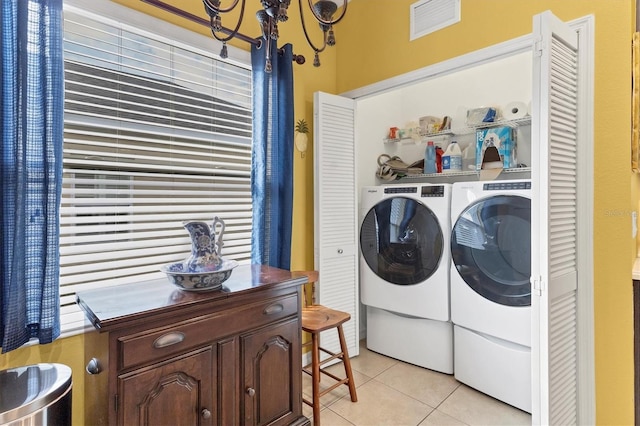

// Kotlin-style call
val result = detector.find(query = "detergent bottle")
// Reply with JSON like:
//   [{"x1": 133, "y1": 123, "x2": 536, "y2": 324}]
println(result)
[
  {"x1": 435, "y1": 146, "x2": 444, "y2": 173},
  {"x1": 424, "y1": 141, "x2": 437, "y2": 174},
  {"x1": 442, "y1": 141, "x2": 462, "y2": 173}
]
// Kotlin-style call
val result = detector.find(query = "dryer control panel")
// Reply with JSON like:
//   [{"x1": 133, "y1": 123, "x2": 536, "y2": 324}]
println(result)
[
  {"x1": 421, "y1": 185, "x2": 446, "y2": 197},
  {"x1": 382, "y1": 185, "x2": 447, "y2": 197},
  {"x1": 384, "y1": 186, "x2": 417, "y2": 194}
]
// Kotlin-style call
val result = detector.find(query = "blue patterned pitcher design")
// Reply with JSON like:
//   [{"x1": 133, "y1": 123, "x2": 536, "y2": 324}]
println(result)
[{"x1": 182, "y1": 216, "x2": 225, "y2": 272}]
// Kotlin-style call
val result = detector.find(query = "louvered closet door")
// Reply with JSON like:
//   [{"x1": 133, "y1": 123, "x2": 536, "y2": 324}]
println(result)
[
  {"x1": 313, "y1": 91, "x2": 359, "y2": 358},
  {"x1": 531, "y1": 11, "x2": 579, "y2": 425}
]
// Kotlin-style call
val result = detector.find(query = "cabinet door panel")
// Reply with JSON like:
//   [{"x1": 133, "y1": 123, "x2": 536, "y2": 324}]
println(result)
[
  {"x1": 119, "y1": 347, "x2": 214, "y2": 426},
  {"x1": 241, "y1": 318, "x2": 301, "y2": 426},
  {"x1": 218, "y1": 337, "x2": 239, "y2": 426}
]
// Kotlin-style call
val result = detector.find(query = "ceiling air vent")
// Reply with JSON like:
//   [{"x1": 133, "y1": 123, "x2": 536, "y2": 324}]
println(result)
[{"x1": 410, "y1": 0, "x2": 460, "y2": 41}]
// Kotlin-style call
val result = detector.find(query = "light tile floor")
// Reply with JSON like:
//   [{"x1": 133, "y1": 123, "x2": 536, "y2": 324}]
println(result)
[{"x1": 302, "y1": 339, "x2": 531, "y2": 426}]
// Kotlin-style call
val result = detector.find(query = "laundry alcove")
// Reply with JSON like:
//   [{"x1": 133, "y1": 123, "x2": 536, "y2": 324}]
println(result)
[{"x1": 313, "y1": 10, "x2": 595, "y2": 425}]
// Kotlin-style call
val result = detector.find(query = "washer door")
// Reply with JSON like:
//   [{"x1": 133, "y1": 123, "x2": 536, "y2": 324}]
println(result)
[
  {"x1": 451, "y1": 194, "x2": 531, "y2": 306},
  {"x1": 360, "y1": 197, "x2": 443, "y2": 285}
]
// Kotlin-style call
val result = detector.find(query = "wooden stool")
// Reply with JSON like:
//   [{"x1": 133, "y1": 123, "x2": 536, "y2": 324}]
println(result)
[{"x1": 296, "y1": 271, "x2": 358, "y2": 426}]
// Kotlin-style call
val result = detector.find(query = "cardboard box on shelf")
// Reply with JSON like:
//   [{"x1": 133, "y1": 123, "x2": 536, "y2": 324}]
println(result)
[{"x1": 475, "y1": 126, "x2": 516, "y2": 170}]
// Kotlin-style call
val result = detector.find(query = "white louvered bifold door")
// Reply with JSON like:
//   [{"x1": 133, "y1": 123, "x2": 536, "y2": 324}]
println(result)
[
  {"x1": 313, "y1": 91, "x2": 359, "y2": 358},
  {"x1": 531, "y1": 11, "x2": 579, "y2": 425}
]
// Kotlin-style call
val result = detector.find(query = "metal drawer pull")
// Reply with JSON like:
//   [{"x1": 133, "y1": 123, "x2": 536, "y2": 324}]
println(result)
[
  {"x1": 263, "y1": 303, "x2": 284, "y2": 315},
  {"x1": 246, "y1": 387, "x2": 256, "y2": 397},
  {"x1": 153, "y1": 331, "x2": 185, "y2": 348},
  {"x1": 201, "y1": 408, "x2": 211, "y2": 419},
  {"x1": 86, "y1": 358, "x2": 102, "y2": 375}
]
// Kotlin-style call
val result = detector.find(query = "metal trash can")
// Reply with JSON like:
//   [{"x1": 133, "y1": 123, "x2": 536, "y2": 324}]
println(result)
[{"x1": 0, "y1": 363, "x2": 72, "y2": 426}]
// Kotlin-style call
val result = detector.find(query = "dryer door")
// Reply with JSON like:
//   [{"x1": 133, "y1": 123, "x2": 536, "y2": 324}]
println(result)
[
  {"x1": 360, "y1": 196, "x2": 443, "y2": 285},
  {"x1": 451, "y1": 194, "x2": 531, "y2": 306}
]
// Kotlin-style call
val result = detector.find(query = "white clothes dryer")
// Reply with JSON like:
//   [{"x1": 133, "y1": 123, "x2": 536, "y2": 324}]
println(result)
[
  {"x1": 361, "y1": 183, "x2": 451, "y2": 320},
  {"x1": 450, "y1": 179, "x2": 532, "y2": 412},
  {"x1": 360, "y1": 183, "x2": 452, "y2": 373}
]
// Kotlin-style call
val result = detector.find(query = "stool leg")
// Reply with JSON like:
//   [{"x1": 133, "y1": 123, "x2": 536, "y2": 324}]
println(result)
[
  {"x1": 337, "y1": 325, "x2": 358, "y2": 402},
  {"x1": 311, "y1": 331, "x2": 321, "y2": 425}
]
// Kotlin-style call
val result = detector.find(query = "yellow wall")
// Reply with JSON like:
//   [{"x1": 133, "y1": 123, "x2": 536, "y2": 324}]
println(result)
[
  {"x1": 1, "y1": 1, "x2": 635, "y2": 425},
  {"x1": 0, "y1": 334, "x2": 87, "y2": 425}
]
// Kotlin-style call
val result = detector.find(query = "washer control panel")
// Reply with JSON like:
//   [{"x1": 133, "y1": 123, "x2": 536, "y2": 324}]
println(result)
[{"x1": 483, "y1": 181, "x2": 531, "y2": 191}]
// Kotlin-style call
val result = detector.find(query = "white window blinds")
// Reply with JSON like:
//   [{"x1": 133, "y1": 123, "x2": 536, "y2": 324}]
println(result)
[{"x1": 61, "y1": 8, "x2": 253, "y2": 333}]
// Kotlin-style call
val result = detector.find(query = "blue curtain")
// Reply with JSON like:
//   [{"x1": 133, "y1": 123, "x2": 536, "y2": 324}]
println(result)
[
  {"x1": 251, "y1": 42, "x2": 294, "y2": 269},
  {"x1": 0, "y1": 0, "x2": 64, "y2": 353}
]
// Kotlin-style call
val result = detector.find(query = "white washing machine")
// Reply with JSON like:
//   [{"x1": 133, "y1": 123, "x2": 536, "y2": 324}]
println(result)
[
  {"x1": 360, "y1": 183, "x2": 453, "y2": 373},
  {"x1": 450, "y1": 179, "x2": 532, "y2": 412}
]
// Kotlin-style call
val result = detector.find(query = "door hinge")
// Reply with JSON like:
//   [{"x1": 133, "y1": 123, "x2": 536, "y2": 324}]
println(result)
[
  {"x1": 114, "y1": 394, "x2": 118, "y2": 413},
  {"x1": 534, "y1": 37, "x2": 544, "y2": 57},
  {"x1": 532, "y1": 275, "x2": 544, "y2": 296}
]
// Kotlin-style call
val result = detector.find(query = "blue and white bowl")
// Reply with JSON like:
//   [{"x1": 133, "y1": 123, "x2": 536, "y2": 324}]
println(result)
[{"x1": 161, "y1": 259, "x2": 239, "y2": 291}]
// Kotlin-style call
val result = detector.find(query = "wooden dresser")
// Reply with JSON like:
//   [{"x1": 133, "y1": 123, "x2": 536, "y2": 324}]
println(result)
[{"x1": 77, "y1": 264, "x2": 309, "y2": 426}]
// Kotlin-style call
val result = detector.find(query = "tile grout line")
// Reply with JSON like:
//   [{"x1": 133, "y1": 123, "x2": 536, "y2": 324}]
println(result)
[{"x1": 349, "y1": 349, "x2": 472, "y2": 426}]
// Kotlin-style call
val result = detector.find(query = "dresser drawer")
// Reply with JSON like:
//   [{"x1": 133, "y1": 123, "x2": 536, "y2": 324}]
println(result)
[{"x1": 117, "y1": 293, "x2": 299, "y2": 370}]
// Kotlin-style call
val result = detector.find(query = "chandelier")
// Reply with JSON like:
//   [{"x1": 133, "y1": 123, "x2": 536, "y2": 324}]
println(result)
[{"x1": 202, "y1": 0, "x2": 348, "y2": 72}]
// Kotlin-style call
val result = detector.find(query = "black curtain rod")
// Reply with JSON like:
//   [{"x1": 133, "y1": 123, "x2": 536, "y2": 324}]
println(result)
[{"x1": 140, "y1": 0, "x2": 306, "y2": 64}]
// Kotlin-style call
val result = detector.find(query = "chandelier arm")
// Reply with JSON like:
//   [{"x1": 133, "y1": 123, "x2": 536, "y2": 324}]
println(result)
[
  {"x1": 306, "y1": 0, "x2": 348, "y2": 25},
  {"x1": 203, "y1": 0, "x2": 241, "y2": 14},
  {"x1": 207, "y1": 0, "x2": 247, "y2": 43},
  {"x1": 140, "y1": 0, "x2": 258, "y2": 46},
  {"x1": 139, "y1": 0, "x2": 307, "y2": 64},
  {"x1": 297, "y1": 0, "x2": 327, "y2": 53}
]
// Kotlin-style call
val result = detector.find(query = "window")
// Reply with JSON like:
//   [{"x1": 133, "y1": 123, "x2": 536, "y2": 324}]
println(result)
[{"x1": 61, "y1": 3, "x2": 253, "y2": 333}]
